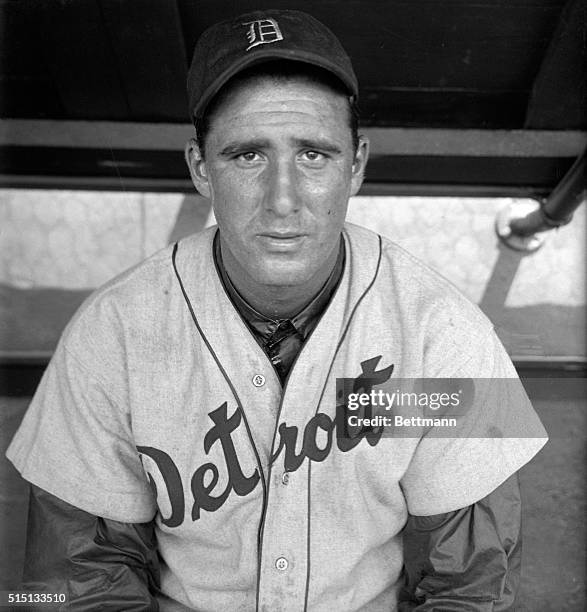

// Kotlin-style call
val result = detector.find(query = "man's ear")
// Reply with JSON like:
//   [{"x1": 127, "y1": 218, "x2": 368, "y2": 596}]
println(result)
[
  {"x1": 350, "y1": 135, "x2": 369, "y2": 197},
  {"x1": 184, "y1": 138, "x2": 211, "y2": 199}
]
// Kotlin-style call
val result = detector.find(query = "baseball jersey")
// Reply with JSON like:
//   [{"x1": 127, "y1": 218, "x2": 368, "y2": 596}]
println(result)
[{"x1": 7, "y1": 223, "x2": 547, "y2": 612}]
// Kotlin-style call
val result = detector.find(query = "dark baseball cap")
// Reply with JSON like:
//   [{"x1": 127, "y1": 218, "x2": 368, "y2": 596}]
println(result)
[{"x1": 187, "y1": 9, "x2": 358, "y2": 121}]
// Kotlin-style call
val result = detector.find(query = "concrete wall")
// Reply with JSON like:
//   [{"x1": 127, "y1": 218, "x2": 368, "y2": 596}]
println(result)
[{"x1": 1, "y1": 189, "x2": 584, "y2": 357}]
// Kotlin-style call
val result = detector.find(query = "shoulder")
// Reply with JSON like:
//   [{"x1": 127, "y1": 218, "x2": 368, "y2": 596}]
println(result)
[
  {"x1": 344, "y1": 222, "x2": 491, "y2": 331},
  {"x1": 61, "y1": 228, "x2": 215, "y2": 364},
  {"x1": 72, "y1": 228, "x2": 213, "y2": 316},
  {"x1": 343, "y1": 223, "x2": 498, "y2": 375}
]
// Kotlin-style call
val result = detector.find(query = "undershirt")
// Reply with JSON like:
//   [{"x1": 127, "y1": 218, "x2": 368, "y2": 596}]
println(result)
[{"x1": 213, "y1": 231, "x2": 345, "y2": 384}]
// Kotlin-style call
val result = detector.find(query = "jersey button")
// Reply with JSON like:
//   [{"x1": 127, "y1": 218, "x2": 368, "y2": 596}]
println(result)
[
  {"x1": 275, "y1": 557, "x2": 289, "y2": 571},
  {"x1": 252, "y1": 374, "x2": 266, "y2": 387},
  {"x1": 281, "y1": 472, "x2": 290, "y2": 485}
]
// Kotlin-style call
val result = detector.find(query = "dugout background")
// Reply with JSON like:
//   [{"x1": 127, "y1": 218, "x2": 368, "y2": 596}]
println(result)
[{"x1": 1, "y1": 0, "x2": 586, "y2": 609}]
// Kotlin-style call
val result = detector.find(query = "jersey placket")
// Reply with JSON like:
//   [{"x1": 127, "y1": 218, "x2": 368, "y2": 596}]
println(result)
[{"x1": 256, "y1": 282, "x2": 351, "y2": 611}]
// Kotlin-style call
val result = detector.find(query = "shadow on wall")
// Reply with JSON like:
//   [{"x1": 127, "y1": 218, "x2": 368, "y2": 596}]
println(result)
[
  {"x1": 167, "y1": 193, "x2": 211, "y2": 244},
  {"x1": 479, "y1": 242, "x2": 586, "y2": 357}
]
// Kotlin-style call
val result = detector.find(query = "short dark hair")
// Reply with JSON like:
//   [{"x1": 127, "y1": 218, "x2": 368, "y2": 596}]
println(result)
[{"x1": 194, "y1": 60, "x2": 359, "y2": 157}]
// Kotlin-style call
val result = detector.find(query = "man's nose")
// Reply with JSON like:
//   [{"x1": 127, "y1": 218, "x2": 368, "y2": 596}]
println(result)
[{"x1": 264, "y1": 158, "x2": 299, "y2": 216}]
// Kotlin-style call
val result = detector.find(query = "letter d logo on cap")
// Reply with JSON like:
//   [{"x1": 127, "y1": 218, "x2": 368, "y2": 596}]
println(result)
[{"x1": 242, "y1": 18, "x2": 284, "y2": 51}]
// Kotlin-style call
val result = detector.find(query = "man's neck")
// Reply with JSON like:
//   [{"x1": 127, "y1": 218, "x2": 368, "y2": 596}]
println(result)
[{"x1": 218, "y1": 237, "x2": 340, "y2": 320}]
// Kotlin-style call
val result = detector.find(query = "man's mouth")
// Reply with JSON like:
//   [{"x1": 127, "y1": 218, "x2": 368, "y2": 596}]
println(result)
[{"x1": 257, "y1": 232, "x2": 307, "y2": 251}]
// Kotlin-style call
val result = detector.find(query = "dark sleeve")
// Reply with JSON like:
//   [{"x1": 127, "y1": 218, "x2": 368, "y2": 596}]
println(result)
[
  {"x1": 398, "y1": 474, "x2": 522, "y2": 611},
  {"x1": 22, "y1": 484, "x2": 160, "y2": 611}
]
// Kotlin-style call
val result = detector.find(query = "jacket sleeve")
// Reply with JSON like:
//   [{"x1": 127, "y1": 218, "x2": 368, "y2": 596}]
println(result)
[
  {"x1": 21, "y1": 484, "x2": 160, "y2": 611},
  {"x1": 398, "y1": 474, "x2": 522, "y2": 611}
]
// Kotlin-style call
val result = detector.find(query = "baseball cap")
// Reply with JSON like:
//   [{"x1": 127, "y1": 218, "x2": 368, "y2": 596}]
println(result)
[{"x1": 187, "y1": 9, "x2": 358, "y2": 121}]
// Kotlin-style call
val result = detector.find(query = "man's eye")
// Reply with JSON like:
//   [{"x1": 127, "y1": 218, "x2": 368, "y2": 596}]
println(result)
[
  {"x1": 303, "y1": 150, "x2": 325, "y2": 162},
  {"x1": 237, "y1": 152, "x2": 260, "y2": 162}
]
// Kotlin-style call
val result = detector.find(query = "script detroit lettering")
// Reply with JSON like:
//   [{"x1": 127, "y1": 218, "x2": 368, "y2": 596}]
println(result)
[{"x1": 137, "y1": 356, "x2": 394, "y2": 527}]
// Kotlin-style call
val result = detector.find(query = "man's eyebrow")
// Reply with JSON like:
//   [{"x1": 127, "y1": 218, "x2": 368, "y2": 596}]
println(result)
[
  {"x1": 219, "y1": 139, "x2": 271, "y2": 156},
  {"x1": 218, "y1": 137, "x2": 344, "y2": 157},
  {"x1": 293, "y1": 138, "x2": 342, "y2": 154}
]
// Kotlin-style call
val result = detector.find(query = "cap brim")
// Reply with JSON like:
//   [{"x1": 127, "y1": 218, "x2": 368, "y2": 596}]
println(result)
[{"x1": 193, "y1": 48, "x2": 358, "y2": 119}]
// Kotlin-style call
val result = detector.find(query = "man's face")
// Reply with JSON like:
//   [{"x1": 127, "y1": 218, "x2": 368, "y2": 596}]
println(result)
[{"x1": 188, "y1": 75, "x2": 368, "y2": 288}]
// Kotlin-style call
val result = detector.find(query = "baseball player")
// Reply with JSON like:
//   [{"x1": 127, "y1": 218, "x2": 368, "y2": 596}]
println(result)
[{"x1": 7, "y1": 9, "x2": 547, "y2": 611}]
